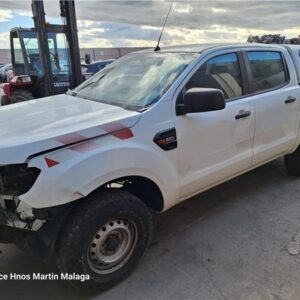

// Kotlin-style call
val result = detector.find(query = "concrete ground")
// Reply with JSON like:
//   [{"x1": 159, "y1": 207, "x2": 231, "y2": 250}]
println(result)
[{"x1": 1, "y1": 158, "x2": 300, "y2": 300}]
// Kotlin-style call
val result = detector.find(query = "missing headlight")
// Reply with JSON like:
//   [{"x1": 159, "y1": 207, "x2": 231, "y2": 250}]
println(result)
[{"x1": 0, "y1": 164, "x2": 41, "y2": 196}]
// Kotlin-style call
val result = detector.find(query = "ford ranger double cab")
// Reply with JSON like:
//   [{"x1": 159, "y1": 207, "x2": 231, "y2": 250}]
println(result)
[{"x1": 1, "y1": 43, "x2": 300, "y2": 289}]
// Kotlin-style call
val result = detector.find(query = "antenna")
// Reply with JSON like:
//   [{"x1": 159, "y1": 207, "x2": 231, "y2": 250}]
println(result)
[{"x1": 154, "y1": 0, "x2": 175, "y2": 52}]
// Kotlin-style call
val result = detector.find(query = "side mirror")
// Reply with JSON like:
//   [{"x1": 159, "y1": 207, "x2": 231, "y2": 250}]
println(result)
[{"x1": 176, "y1": 88, "x2": 226, "y2": 116}]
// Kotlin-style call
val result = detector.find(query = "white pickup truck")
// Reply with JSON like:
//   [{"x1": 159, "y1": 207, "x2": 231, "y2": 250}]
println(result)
[{"x1": 1, "y1": 43, "x2": 300, "y2": 289}]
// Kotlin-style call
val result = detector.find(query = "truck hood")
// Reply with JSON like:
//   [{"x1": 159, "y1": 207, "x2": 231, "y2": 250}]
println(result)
[{"x1": 0, "y1": 94, "x2": 141, "y2": 164}]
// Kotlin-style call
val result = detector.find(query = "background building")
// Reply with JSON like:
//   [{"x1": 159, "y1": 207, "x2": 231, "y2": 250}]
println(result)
[{"x1": 0, "y1": 47, "x2": 149, "y2": 64}]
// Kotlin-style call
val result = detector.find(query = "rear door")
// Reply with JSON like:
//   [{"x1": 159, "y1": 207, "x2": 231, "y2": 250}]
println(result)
[{"x1": 244, "y1": 50, "x2": 300, "y2": 165}]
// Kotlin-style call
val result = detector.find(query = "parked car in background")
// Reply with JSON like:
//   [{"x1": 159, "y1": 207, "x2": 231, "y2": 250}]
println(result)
[
  {"x1": 87, "y1": 59, "x2": 115, "y2": 74},
  {"x1": 0, "y1": 64, "x2": 12, "y2": 82},
  {"x1": 81, "y1": 63, "x2": 88, "y2": 74},
  {"x1": 83, "y1": 59, "x2": 115, "y2": 80}
]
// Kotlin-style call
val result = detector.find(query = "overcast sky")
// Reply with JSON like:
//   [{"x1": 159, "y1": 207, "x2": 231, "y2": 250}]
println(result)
[{"x1": 0, "y1": 0, "x2": 299, "y2": 49}]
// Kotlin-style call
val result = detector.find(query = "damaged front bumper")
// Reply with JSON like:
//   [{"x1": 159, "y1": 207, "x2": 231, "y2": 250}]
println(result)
[
  {"x1": 0, "y1": 201, "x2": 72, "y2": 259},
  {"x1": 0, "y1": 163, "x2": 72, "y2": 259}
]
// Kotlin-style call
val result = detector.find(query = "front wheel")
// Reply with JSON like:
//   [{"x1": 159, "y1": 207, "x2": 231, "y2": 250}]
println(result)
[{"x1": 55, "y1": 189, "x2": 153, "y2": 290}]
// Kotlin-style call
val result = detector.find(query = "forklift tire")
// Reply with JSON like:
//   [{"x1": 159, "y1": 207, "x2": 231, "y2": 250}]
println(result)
[
  {"x1": 12, "y1": 90, "x2": 34, "y2": 103},
  {"x1": 285, "y1": 145, "x2": 300, "y2": 176},
  {"x1": 55, "y1": 189, "x2": 153, "y2": 290},
  {"x1": 0, "y1": 95, "x2": 9, "y2": 106}
]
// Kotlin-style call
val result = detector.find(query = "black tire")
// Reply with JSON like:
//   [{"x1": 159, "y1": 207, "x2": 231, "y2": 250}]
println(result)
[
  {"x1": 55, "y1": 189, "x2": 153, "y2": 290},
  {"x1": 12, "y1": 90, "x2": 34, "y2": 103},
  {"x1": 0, "y1": 95, "x2": 9, "y2": 106},
  {"x1": 284, "y1": 146, "x2": 300, "y2": 176}
]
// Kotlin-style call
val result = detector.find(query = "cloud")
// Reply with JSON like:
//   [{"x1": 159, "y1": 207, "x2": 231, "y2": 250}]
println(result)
[
  {"x1": 3, "y1": 0, "x2": 300, "y2": 30},
  {"x1": 0, "y1": 1, "x2": 300, "y2": 48},
  {"x1": 17, "y1": 11, "x2": 32, "y2": 17},
  {"x1": 74, "y1": 1, "x2": 300, "y2": 32},
  {"x1": 0, "y1": 8, "x2": 12, "y2": 22},
  {"x1": 0, "y1": 31, "x2": 9, "y2": 48},
  {"x1": 77, "y1": 21, "x2": 159, "y2": 47}
]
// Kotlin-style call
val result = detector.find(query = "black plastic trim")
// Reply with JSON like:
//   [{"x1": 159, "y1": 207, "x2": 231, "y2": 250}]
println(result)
[{"x1": 153, "y1": 128, "x2": 177, "y2": 151}]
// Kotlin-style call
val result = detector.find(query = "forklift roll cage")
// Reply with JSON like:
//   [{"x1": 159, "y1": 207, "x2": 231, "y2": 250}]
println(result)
[
  {"x1": 10, "y1": 25, "x2": 67, "y2": 75},
  {"x1": 1, "y1": 0, "x2": 82, "y2": 103},
  {"x1": 10, "y1": 25, "x2": 73, "y2": 96}
]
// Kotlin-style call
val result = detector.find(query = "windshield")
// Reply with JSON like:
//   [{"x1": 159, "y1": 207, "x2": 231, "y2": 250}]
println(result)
[{"x1": 73, "y1": 52, "x2": 197, "y2": 111}]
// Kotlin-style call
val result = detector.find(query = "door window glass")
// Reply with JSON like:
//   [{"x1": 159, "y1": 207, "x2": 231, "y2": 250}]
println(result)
[
  {"x1": 247, "y1": 51, "x2": 288, "y2": 92},
  {"x1": 186, "y1": 53, "x2": 243, "y2": 100},
  {"x1": 13, "y1": 38, "x2": 24, "y2": 64},
  {"x1": 22, "y1": 35, "x2": 42, "y2": 75},
  {"x1": 51, "y1": 33, "x2": 71, "y2": 76}
]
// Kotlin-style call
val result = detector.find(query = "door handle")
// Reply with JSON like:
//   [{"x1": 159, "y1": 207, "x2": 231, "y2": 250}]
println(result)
[
  {"x1": 235, "y1": 110, "x2": 251, "y2": 120},
  {"x1": 285, "y1": 96, "x2": 296, "y2": 104}
]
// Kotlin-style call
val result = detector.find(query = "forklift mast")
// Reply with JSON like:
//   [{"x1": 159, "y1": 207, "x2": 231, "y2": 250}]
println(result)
[
  {"x1": 31, "y1": 0, "x2": 82, "y2": 96},
  {"x1": 60, "y1": 1, "x2": 82, "y2": 90}
]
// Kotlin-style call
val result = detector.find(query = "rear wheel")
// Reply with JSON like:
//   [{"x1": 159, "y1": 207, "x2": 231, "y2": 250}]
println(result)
[
  {"x1": 56, "y1": 189, "x2": 153, "y2": 290},
  {"x1": 11, "y1": 90, "x2": 34, "y2": 103},
  {"x1": 284, "y1": 145, "x2": 300, "y2": 176}
]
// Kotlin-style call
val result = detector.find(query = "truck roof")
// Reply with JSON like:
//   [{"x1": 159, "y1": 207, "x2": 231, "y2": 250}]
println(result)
[
  {"x1": 283, "y1": 44, "x2": 300, "y2": 50},
  {"x1": 140, "y1": 43, "x2": 287, "y2": 54}
]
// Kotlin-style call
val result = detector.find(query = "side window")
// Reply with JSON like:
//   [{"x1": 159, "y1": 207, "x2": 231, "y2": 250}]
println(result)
[
  {"x1": 186, "y1": 53, "x2": 243, "y2": 100},
  {"x1": 247, "y1": 51, "x2": 288, "y2": 92},
  {"x1": 13, "y1": 38, "x2": 24, "y2": 64}
]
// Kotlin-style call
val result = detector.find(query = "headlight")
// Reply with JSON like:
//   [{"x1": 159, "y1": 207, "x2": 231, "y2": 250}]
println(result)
[{"x1": 0, "y1": 164, "x2": 40, "y2": 196}]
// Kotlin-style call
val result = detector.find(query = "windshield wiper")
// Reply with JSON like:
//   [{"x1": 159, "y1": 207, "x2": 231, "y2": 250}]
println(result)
[
  {"x1": 76, "y1": 74, "x2": 106, "y2": 92},
  {"x1": 137, "y1": 107, "x2": 149, "y2": 113}
]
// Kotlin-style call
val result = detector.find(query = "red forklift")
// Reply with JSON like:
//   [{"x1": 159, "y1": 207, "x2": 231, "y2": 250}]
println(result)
[{"x1": 0, "y1": 0, "x2": 82, "y2": 106}]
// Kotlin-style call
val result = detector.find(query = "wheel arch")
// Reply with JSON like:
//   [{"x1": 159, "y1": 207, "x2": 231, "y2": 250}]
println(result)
[{"x1": 89, "y1": 175, "x2": 165, "y2": 212}]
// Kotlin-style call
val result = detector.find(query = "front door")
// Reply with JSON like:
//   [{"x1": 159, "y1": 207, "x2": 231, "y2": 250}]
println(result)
[{"x1": 175, "y1": 52, "x2": 256, "y2": 198}]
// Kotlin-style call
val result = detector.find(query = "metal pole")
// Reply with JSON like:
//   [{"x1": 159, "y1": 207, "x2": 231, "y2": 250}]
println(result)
[
  {"x1": 93, "y1": 48, "x2": 96, "y2": 61},
  {"x1": 31, "y1": 0, "x2": 55, "y2": 96},
  {"x1": 60, "y1": 0, "x2": 82, "y2": 88}
]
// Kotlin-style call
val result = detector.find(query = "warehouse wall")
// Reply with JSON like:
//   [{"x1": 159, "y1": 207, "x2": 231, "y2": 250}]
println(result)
[
  {"x1": 0, "y1": 47, "x2": 149, "y2": 64},
  {"x1": 79, "y1": 47, "x2": 149, "y2": 61},
  {"x1": 0, "y1": 49, "x2": 11, "y2": 64}
]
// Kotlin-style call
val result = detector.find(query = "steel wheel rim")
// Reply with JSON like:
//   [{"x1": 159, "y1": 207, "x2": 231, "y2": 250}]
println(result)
[{"x1": 87, "y1": 218, "x2": 137, "y2": 274}]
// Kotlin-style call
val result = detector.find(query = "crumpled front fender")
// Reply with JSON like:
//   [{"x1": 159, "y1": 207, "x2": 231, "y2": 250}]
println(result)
[{"x1": 20, "y1": 136, "x2": 180, "y2": 212}]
